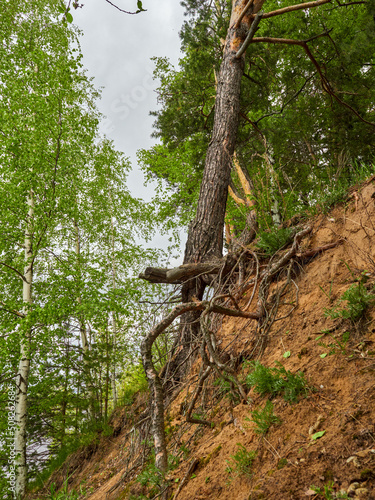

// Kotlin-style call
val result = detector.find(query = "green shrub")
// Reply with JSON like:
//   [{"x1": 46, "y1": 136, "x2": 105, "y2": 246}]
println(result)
[
  {"x1": 137, "y1": 462, "x2": 164, "y2": 491},
  {"x1": 248, "y1": 400, "x2": 282, "y2": 434},
  {"x1": 245, "y1": 361, "x2": 310, "y2": 402},
  {"x1": 38, "y1": 477, "x2": 81, "y2": 500},
  {"x1": 118, "y1": 362, "x2": 148, "y2": 406},
  {"x1": 226, "y1": 444, "x2": 256, "y2": 477},
  {"x1": 325, "y1": 282, "x2": 375, "y2": 322},
  {"x1": 255, "y1": 227, "x2": 294, "y2": 256},
  {"x1": 136, "y1": 453, "x2": 179, "y2": 495}
]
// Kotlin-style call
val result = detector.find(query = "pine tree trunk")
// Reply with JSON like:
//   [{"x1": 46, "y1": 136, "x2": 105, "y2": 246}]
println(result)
[
  {"x1": 178, "y1": 0, "x2": 266, "y2": 363},
  {"x1": 145, "y1": 0, "x2": 267, "y2": 475},
  {"x1": 15, "y1": 191, "x2": 34, "y2": 498}
]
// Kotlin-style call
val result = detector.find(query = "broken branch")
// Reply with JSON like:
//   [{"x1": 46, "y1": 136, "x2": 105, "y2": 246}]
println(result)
[{"x1": 139, "y1": 261, "x2": 223, "y2": 284}]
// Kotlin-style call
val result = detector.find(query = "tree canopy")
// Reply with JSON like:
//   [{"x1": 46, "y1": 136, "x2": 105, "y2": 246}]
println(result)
[{"x1": 140, "y1": 0, "x2": 375, "y2": 232}]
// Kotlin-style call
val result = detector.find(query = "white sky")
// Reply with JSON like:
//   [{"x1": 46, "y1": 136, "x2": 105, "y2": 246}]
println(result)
[
  {"x1": 73, "y1": 0, "x2": 186, "y2": 258},
  {"x1": 73, "y1": 0, "x2": 184, "y2": 193}
]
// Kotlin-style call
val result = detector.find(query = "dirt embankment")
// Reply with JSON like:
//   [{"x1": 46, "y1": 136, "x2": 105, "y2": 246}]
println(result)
[{"x1": 33, "y1": 179, "x2": 375, "y2": 500}]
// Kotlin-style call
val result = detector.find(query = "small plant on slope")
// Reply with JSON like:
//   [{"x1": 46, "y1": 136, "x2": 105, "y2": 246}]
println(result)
[
  {"x1": 325, "y1": 281, "x2": 375, "y2": 322},
  {"x1": 245, "y1": 361, "x2": 310, "y2": 402},
  {"x1": 226, "y1": 444, "x2": 257, "y2": 477},
  {"x1": 316, "y1": 330, "x2": 350, "y2": 357},
  {"x1": 248, "y1": 400, "x2": 282, "y2": 435},
  {"x1": 255, "y1": 227, "x2": 294, "y2": 256},
  {"x1": 136, "y1": 453, "x2": 179, "y2": 496},
  {"x1": 42, "y1": 479, "x2": 80, "y2": 500},
  {"x1": 310, "y1": 480, "x2": 349, "y2": 499}
]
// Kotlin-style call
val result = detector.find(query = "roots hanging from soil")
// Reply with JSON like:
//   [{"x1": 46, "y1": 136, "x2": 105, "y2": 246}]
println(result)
[{"x1": 129, "y1": 225, "x2": 342, "y2": 495}]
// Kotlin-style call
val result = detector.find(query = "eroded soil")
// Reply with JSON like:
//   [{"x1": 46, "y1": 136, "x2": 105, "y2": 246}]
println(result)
[{"x1": 30, "y1": 179, "x2": 375, "y2": 500}]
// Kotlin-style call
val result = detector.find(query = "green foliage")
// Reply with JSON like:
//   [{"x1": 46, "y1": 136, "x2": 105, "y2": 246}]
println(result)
[
  {"x1": 245, "y1": 361, "x2": 310, "y2": 402},
  {"x1": 311, "y1": 162, "x2": 375, "y2": 216},
  {"x1": 325, "y1": 282, "x2": 375, "y2": 322},
  {"x1": 142, "y1": 0, "x2": 375, "y2": 234},
  {"x1": 255, "y1": 227, "x2": 294, "y2": 256},
  {"x1": 136, "y1": 454, "x2": 180, "y2": 496},
  {"x1": 0, "y1": 1, "x2": 162, "y2": 493},
  {"x1": 137, "y1": 462, "x2": 164, "y2": 491},
  {"x1": 45, "y1": 484, "x2": 79, "y2": 500},
  {"x1": 316, "y1": 331, "x2": 350, "y2": 357},
  {"x1": 310, "y1": 481, "x2": 349, "y2": 499},
  {"x1": 36, "y1": 476, "x2": 92, "y2": 500},
  {"x1": 226, "y1": 444, "x2": 256, "y2": 477},
  {"x1": 248, "y1": 400, "x2": 282, "y2": 435},
  {"x1": 179, "y1": 444, "x2": 190, "y2": 460},
  {"x1": 118, "y1": 363, "x2": 149, "y2": 406}
]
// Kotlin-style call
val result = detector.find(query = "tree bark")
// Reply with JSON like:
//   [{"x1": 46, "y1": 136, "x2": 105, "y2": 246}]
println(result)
[
  {"x1": 183, "y1": 1, "x2": 264, "y2": 266},
  {"x1": 142, "y1": 0, "x2": 267, "y2": 477},
  {"x1": 15, "y1": 190, "x2": 34, "y2": 498},
  {"x1": 177, "y1": 0, "x2": 266, "y2": 363}
]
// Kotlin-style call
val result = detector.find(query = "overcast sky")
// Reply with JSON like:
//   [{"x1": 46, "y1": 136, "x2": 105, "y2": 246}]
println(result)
[
  {"x1": 73, "y1": 0, "x2": 184, "y2": 192},
  {"x1": 73, "y1": 0, "x2": 186, "y2": 257}
]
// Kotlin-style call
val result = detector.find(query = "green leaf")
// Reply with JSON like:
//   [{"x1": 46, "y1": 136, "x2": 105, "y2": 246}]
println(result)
[
  {"x1": 283, "y1": 351, "x2": 291, "y2": 358},
  {"x1": 66, "y1": 12, "x2": 73, "y2": 23},
  {"x1": 311, "y1": 431, "x2": 326, "y2": 441},
  {"x1": 320, "y1": 353, "x2": 328, "y2": 359}
]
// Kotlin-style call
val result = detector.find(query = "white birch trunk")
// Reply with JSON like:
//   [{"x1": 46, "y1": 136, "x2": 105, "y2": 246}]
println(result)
[
  {"x1": 110, "y1": 214, "x2": 117, "y2": 408},
  {"x1": 74, "y1": 220, "x2": 93, "y2": 419},
  {"x1": 15, "y1": 190, "x2": 34, "y2": 498}
]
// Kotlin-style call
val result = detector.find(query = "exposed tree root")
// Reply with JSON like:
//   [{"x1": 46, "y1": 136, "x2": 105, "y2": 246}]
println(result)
[
  {"x1": 138, "y1": 224, "x2": 343, "y2": 493},
  {"x1": 173, "y1": 458, "x2": 200, "y2": 500}
]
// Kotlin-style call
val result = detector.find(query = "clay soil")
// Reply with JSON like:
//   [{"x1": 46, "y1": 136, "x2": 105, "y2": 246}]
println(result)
[{"x1": 30, "y1": 179, "x2": 375, "y2": 500}]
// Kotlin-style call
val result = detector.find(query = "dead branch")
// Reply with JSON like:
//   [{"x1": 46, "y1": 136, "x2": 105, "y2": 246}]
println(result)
[
  {"x1": 234, "y1": 0, "x2": 254, "y2": 28},
  {"x1": 141, "y1": 296, "x2": 260, "y2": 471},
  {"x1": 173, "y1": 458, "x2": 200, "y2": 500},
  {"x1": 139, "y1": 261, "x2": 223, "y2": 284},
  {"x1": 255, "y1": 226, "x2": 312, "y2": 320},
  {"x1": 253, "y1": 0, "x2": 332, "y2": 19},
  {"x1": 186, "y1": 362, "x2": 212, "y2": 426},
  {"x1": 244, "y1": 251, "x2": 260, "y2": 310},
  {"x1": 201, "y1": 303, "x2": 248, "y2": 401},
  {"x1": 235, "y1": 11, "x2": 263, "y2": 59}
]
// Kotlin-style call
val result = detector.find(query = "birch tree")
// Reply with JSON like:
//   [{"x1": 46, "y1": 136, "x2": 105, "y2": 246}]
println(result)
[{"x1": 0, "y1": 1, "x2": 101, "y2": 495}]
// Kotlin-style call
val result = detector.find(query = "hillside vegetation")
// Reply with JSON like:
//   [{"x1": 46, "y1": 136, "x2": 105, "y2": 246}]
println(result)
[{"x1": 30, "y1": 177, "x2": 375, "y2": 500}]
